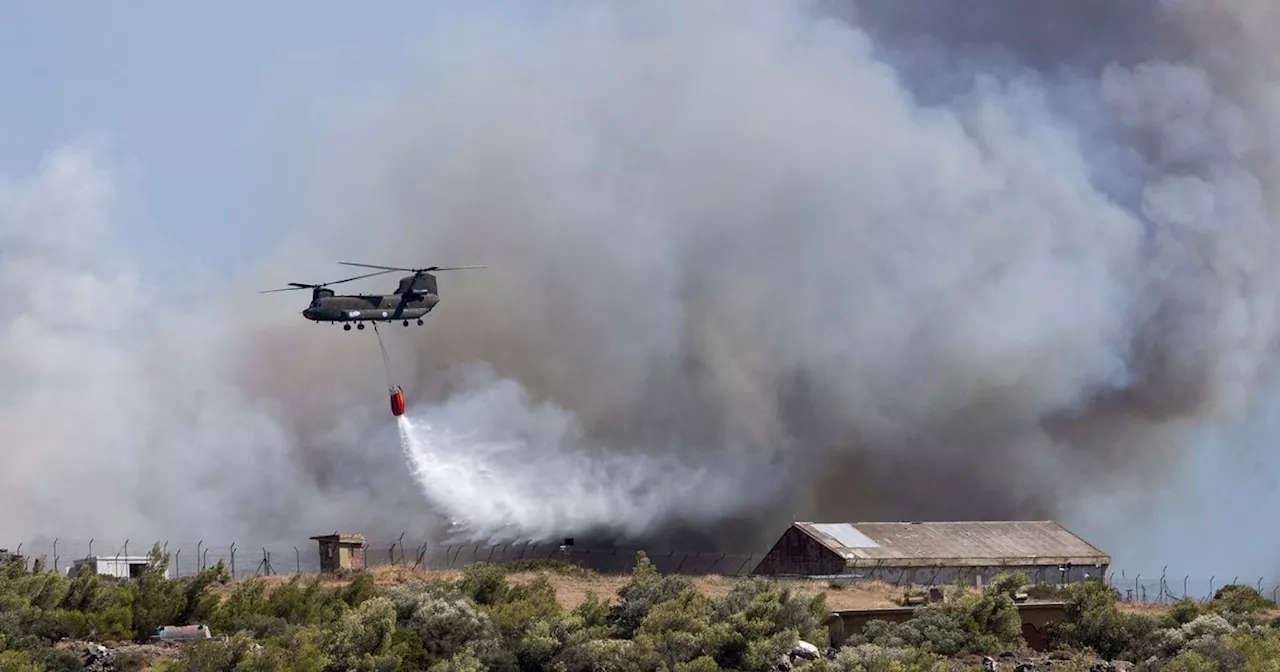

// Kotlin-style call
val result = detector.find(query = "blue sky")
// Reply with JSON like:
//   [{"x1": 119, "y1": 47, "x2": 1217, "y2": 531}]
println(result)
[{"x1": 1, "y1": 1, "x2": 453, "y2": 276}]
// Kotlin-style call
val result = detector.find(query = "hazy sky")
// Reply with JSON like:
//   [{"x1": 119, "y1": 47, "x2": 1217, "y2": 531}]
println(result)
[{"x1": 1, "y1": 1, "x2": 450, "y2": 276}]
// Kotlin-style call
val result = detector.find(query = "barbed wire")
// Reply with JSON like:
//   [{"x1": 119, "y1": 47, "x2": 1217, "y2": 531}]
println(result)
[{"x1": 1, "y1": 536, "x2": 1267, "y2": 605}]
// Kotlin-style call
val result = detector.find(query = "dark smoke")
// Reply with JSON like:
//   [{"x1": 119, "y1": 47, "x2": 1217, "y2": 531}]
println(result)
[{"x1": 4, "y1": 1, "x2": 1280, "y2": 572}]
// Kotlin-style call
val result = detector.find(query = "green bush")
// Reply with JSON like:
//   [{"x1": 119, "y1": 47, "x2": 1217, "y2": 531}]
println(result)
[
  {"x1": 1047, "y1": 579, "x2": 1160, "y2": 661},
  {"x1": 1210, "y1": 584, "x2": 1275, "y2": 615},
  {"x1": 12, "y1": 551, "x2": 1280, "y2": 670},
  {"x1": 851, "y1": 579, "x2": 1024, "y2": 657}
]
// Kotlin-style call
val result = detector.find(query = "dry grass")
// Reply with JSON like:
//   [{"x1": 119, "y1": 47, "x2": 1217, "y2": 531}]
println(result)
[
  {"x1": 208, "y1": 564, "x2": 1201, "y2": 617},
  {"x1": 205, "y1": 565, "x2": 958, "y2": 613}
]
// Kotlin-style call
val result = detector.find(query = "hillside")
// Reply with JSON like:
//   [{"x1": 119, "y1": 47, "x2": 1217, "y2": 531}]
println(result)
[{"x1": 6, "y1": 552, "x2": 1279, "y2": 671}]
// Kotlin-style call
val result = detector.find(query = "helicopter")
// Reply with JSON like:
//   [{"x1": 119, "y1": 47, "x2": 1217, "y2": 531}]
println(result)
[{"x1": 260, "y1": 262, "x2": 486, "y2": 330}]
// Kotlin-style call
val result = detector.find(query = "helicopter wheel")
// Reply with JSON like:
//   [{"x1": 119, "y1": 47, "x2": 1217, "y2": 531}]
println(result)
[
  {"x1": 356, "y1": 323, "x2": 365, "y2": 330},
  {"x1": 417, "y1": 319, "x2": 424, "y2": 325},
  {"x1": 343, "y1": 324, "x2": 352, "y2": 331},
  {"x1": 403, "y1": 320, "x2": 409, "y2": 327}
]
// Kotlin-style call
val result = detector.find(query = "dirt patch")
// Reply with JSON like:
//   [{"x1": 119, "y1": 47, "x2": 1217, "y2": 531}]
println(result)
[
  {"x1": 1118, "y1": 602, "x2": 1167, "y2": 616},
  {"x1": 208, "y1": 566, "x2": 910, "y2": 613}
]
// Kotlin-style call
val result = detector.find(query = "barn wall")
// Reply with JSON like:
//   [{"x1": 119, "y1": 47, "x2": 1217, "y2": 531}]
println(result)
[
  {"x1": 750, "y1": 527, "x2": 845, "y2": 576},
  {"x1": 848, "y1": 563, "x2": 1107, "y2": 587}
]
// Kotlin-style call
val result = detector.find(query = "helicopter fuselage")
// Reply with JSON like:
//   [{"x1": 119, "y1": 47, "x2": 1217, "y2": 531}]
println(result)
[{"x1": 303, "y1": 292, "x2": 440, "y2": 324}]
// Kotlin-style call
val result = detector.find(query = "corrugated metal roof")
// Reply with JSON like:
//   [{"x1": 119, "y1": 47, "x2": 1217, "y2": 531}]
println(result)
[{"x1": 794, "y1": 521, "x2": 1110, "y2": 567}]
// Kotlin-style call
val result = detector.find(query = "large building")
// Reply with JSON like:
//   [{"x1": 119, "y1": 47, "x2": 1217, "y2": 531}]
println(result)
[{"x1": 751, "y1": 521, "x2": 1110, "y2": 587}]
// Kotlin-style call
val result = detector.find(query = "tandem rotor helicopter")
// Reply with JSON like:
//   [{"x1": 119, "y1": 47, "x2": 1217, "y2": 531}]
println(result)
[{"x1": 260, "y1": 261, "x2": 486, "y2": 331}]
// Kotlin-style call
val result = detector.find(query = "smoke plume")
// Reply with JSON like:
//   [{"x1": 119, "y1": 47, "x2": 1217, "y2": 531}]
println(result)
[{"x1": 4, "y1": 0, "x2": 1280, "y2": 572}]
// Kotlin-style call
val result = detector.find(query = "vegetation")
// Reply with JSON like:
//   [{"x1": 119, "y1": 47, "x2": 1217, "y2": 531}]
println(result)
[{"x1": 4, "y1": 546, "x2": 1280, "y2": 671}]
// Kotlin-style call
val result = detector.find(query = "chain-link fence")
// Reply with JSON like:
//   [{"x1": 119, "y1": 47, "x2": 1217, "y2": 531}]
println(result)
[
  {"x1": 0, "y1": 536, "x2": 767, "y2": 580},
  {"x1": 1106, "y1": 570, "x2": 1280, "y2": 605},
  {"x1": 2, "y1": 536, "x2": 1272, "y2": 605}
]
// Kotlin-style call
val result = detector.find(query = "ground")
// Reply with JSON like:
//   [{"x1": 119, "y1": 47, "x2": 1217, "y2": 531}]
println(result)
[
  {"x1": 63, "y1": 566, "x2": 1237, "y2": 671},
  {"x1": 211, "y1": 564, "x2": 1154, "y2": 613}
]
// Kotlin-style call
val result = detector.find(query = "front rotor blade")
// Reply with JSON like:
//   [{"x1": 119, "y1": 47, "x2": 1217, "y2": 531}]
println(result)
[
  {"x1": 338, "y1": 261, "x2": 412, "y2": 272},
  {"x1": 321, "y1": 269, "x2": 396, "y2": 286}
]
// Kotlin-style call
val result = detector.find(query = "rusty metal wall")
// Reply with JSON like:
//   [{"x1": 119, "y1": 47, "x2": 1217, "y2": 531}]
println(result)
[{"x1": 750, "y1": 526, "x2": 845, "y2": 576}]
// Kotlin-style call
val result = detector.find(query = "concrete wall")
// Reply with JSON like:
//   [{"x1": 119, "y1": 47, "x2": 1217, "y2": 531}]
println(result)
[{"x1": 824, "y1": 602, "x2": 1069, "y2": 650}]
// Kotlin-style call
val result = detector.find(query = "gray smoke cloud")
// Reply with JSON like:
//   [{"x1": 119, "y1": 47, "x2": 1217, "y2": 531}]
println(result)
[{"x1": 3, "y1": 0, "x2": 1280, "y2": 574}]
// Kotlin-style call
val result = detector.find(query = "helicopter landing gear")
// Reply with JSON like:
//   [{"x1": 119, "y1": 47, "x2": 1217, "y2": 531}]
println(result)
[
  {"x1": 417, "y1": 319, "x2": 424, "y2": 325},
  {"x1": 343, "y1": 324, "x2": 352, "y2": 331},
  {"x1": 403, "y1": 320, "x2": 409, "y2": 327},
  {"x1": 356, "y1": 323, "x2": 365, "y2": 330}
]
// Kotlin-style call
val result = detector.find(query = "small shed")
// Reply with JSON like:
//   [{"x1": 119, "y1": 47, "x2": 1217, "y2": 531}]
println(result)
[
  {"x1": 311, "y1": 533, "x2": 366, "y2": 572},
  {"x1": 68, "y1": 555, "x2": 170, "y2": 579},
  {"x1": 751, "y1": 520, "x2": 1110, "y2": 587}
]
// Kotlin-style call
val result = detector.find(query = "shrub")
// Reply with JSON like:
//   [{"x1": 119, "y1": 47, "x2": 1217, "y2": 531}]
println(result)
[
  {"x1": 830, "y1": 643, "x2": 950, "y2": 672},
  {"x1": 609, "y1": 551, "x2": 697, "y2": 639},
  {"x1": 1048, "y1": 579, "x2": 1160, "y2": 661},
  {"x1": 1210, "y1": 584, "x2": 1275, "y2": 615},
  {"x1": 1161, "y1": 650, "x2": 1217, "y2": 672},
  {"x1": 852, "y1": 581, "x2": 1024, "y2": 657},
  {"x1": 1163, "y1": 598, "x2": 1203, "y2": 627},
  {"x1": 458, "y1": 562, "x2": 509, "y2": 607}
]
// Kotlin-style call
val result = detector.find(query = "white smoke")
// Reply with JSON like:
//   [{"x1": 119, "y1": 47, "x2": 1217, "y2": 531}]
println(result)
[{"x1": 395, "y1": 363, "x2": 772, "y2": 545}]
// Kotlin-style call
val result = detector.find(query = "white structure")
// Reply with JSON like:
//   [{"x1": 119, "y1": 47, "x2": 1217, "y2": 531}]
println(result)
[{"x1": 68, "y1": 555, "x2": 171, "y2": 579}]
